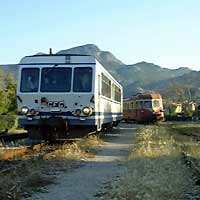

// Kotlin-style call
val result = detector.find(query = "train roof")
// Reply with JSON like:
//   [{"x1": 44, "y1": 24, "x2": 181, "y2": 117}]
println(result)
[
  {"x1": 19, "y1": 54, "x2": 96, "y2": 65},
  {"x1": 27, "y1": 53, "x2": 91, "y2": 57},
  {"x1": 124, "y1": 93, "x2": 162, "y2": 102},
  {"x1": 136, "y1": 93, "x2": 162, "y2": 100}
]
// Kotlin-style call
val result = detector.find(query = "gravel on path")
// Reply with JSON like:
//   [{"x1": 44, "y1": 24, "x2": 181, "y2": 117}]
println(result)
[{"x1": 29, "y1": 123, "x2": 137, "y2": 200}]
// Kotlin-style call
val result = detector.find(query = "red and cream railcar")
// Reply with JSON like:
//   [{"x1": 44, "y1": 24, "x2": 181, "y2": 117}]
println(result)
[{"x1": 123, "y1": 93, "x2": 164, "y2": 123}]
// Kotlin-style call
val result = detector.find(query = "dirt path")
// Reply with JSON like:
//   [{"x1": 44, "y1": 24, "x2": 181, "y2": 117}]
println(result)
[{"x1": 30, "y1": 123, "x2": 137, "y2": 200}]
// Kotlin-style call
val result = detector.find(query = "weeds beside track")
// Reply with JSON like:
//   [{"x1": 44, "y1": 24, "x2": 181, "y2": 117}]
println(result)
[
  {"x1": 0, "y1": 135, "x2": 102, "y2": 200},
  {"x1": 103, "y1": 123, "x2": 200, "y2": 200}
]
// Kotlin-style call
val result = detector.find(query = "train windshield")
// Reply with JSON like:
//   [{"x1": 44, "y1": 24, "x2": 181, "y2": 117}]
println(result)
[
  {"x1": 41, "y1": 68, "x2": 72, "y2": 92},
  {"x1": 153, "y1": 100, "x2": 160, "y2": 108},
  {"x1": 143, "y1": 101, "x2": 152, "y2": 108},
  {"x1": 73, "y1": 67, "x2": 93, "y2": 92},
  {"x1": 20, "y1": 68, "x2": 39, "y2": 92}
]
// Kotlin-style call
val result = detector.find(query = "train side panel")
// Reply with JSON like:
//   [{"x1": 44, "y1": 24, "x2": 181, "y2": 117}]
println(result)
[{"x1": 94, "y1": 61, "x2": 123, "y2": 130}]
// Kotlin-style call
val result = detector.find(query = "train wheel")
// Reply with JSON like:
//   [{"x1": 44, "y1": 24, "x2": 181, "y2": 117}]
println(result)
[{"x1": 27, "y1": 127, "x2": 42, "y2": 140}]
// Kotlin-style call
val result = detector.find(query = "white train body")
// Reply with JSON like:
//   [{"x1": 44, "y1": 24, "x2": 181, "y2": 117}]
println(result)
[{"x1": 17, "y1": 54, "x2": 123, "y2": 136}]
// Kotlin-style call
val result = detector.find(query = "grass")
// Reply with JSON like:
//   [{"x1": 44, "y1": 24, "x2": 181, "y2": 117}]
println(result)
[
  {"x1": 0, "y1": 136, "x2": 102, "y2": 200},
  {"x1": 103, "y1": 124, "x2": 200, "y2": 200}
]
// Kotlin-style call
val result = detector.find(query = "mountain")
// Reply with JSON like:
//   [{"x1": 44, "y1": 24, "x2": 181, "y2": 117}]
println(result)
[
  {"x1": 58, "y1": 44, "x2": 192, "y2": 96},
  {"x1": 146, "y1": 71, "x2": 200, "y2": 91},
  {"x1": 58, "y1": 44, "x2": 124, "y2": 79},
  {"x1": 0, "y1": 64, "x2": 19, "y2": 80},
  {"x1": 0, "y1": 44, "x2": 194, "y2": 97},
  {"x1": 143, "y1": 71, "x2": 200, "y2": 100}
]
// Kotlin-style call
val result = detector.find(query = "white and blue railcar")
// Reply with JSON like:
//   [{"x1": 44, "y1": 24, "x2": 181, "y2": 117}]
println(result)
[{"x1": 17, "y1": 54, "x2": 123, "y2": 139}]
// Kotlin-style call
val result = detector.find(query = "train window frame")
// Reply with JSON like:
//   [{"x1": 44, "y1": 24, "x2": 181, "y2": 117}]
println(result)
[
  {"x1": 20, "y1": 68, "x2": 40, "y2": 93},
  {"x1": 139, "y1": 101, "x2": 143, "y2": 109},
  {"x1": 112, "y1": 83, "x2": 121, "y2": 102},
  {"x1": 101, "y1": 73, "x2": 111, "y2": 98},
  {"x1": 98, "y1": 75, "x2": 101, "y2": 95},
  {"x1": 73, "y1": 67, "x2": 93, "y2": 93},
  {"x1": 40, "y1": 67, "x2": 72, "y2": 92},
  {"x1": 135, "y1": 101, "x2": 139, "y2": 109}
]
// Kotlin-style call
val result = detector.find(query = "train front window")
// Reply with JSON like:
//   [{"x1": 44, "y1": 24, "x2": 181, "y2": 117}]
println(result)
[
  {"x1": 144, "y1": 101, "x2": 152, "y2": 108},
  {"x1": 20, "y1": 68, "x2": 39, "y2": 92},
  {"x1": 153, "y1": 100, "x2": 160, "y2": 108},
  {"x1": 41, "y1": 68, "x2": 72, "y2": 92},
  {"x1": 73, "y1": 67, "x2": 92, "y2": 92}
]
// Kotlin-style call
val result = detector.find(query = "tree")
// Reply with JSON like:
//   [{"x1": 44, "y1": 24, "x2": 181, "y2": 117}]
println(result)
[
  {"x1": 0, "y1": 71, "x2": 17, "y2": 114},
  {"x1": 5, "y1": 73, "x2": 17, "y2": 113}
]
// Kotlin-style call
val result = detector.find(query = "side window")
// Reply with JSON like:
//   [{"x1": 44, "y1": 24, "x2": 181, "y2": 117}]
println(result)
[
  {"x1": 112, "y1": 83, "x2": 121, "y2": 102},
  {"x1": 144, "y1": 101, "x2": 152, "y2": 108},
  {"x1": 132, "y1": 101, "x2": 136, "y2": 109},
  {"x1": 101, "y1": 74, "x2": 111, "y2": 98},
  {"x1": 131, "y1": 102, "x2": 134, "y2": 109},
  {"x1": 136, "y1": 101, "x2": 143, "y2": 109},
  {"x1": 139, "y1": 101, "x2": 143, "y2": 109}
]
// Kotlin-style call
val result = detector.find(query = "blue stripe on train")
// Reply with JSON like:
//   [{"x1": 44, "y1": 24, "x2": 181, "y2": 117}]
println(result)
[
  {"x1": 18, "y1": 111, "x2": 123, "y2": 117},
  {"x1": 18, "y1": 115, "x2": 123, "y2": 126}
]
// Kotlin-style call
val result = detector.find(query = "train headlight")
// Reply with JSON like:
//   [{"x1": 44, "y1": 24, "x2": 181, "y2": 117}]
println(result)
[
  {"x1": 21, "y1": 107, "x2": 29, "y2": 115},
  {"x1": 75, "y1": 109, "x2": 82, "y2": 116},
  {"x1": 82, "y1": 107, "x2": 92, "y2": 116}
]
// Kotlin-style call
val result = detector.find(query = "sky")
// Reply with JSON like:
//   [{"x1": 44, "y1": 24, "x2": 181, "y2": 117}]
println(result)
[{"x1": 0, "y1": 0, "x2": 200, "y2": 70}]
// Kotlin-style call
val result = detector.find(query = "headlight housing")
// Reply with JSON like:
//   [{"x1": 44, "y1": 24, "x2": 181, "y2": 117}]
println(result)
[
  {"x1": 82, "y1": 107, "x2": 92, "y2": 116},
  {"x1": 75, "y1": 109, "x2": 82, "y2": 116},
  {"x1": 21, "y1": 106, "x2": 29, "y2": 115},
  {"x1": 29, "y1": 108, "x2": 39, "y2": 116}
]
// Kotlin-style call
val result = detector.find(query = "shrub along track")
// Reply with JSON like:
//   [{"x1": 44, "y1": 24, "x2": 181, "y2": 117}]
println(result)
[
  {"x1": 0, "y1": 143, "x2": 46, "y2": 160},
  {"x1": 0, "y1": 128, "x2": 100, "y2": 160},
  {"x1": 102, "y1": 123, "x2": 200, "y2": 200},
  {"x1": 0, "y1": 137, "x2": 84, "y2": 160},
  {"x1": 0, "y1": 135, "x2": 100, "y2": 200}
]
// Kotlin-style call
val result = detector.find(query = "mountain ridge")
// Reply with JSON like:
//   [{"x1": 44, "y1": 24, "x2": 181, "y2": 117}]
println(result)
[{"x1": 0, "y1": 44, "x2": 195, "y2": 97}]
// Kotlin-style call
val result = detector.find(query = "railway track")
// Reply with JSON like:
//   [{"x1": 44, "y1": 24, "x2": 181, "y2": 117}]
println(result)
[
  {"x1": 0, "y1": 133, "x2": 28, "y2": 143},
  {"x1": 175, "y1": 130, "x2": 200, "y2": 181},
  {"x1": 176, "y1": 130, "x2": 200, "y2": 198},
  {"x1": 171, "y1": 128, "x2": 200, "y2": 143},
  {"x1": 0, "y1": 127, "x2": 100, "y2": 161},
  {"x1": 0, "y1": 143, "x2": 47, "y2": 160},
  {"x1": 182, "y1": 152, "x2": 200, "y2": 176},
  {"x1": 181, "y1": 151, "x2": 200, "y2": 200},
  {"x1": 0, "y1": 137, "x2": 84, "y2": 161}
]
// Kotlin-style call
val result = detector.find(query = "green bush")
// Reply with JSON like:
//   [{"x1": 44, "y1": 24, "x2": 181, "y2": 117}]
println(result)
[
  {"x1": 0, "y1": 115, "x2": 17, "y2": 132},
  {"x1": 0, "y1": 71, "x2": 17, "y2": 115}
]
